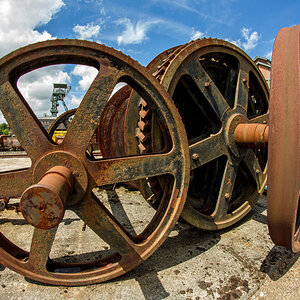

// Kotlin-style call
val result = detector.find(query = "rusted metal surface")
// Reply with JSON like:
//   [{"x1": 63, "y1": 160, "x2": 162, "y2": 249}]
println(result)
[
  {"x1": 98, "y1": 85, "x2": 132, "y2": 158},
  {"x1": 0, "y1": 39, "x2": 190, "y2": 285},
  {"x1": 20, "y1": 166, "x2": 75, "y2": 229},
  {"x1": 267, "y1": 24, "x2": 300, "y2": 253},
  {"x1": 48, "y1": 108, "x2": 100, "y2": 153},
  {"x1": 234, "y1": 123, "x2": 268, "y2": 149},
  {"x1": 126, "y1": 38, "x2": 269, "y2": 230}
]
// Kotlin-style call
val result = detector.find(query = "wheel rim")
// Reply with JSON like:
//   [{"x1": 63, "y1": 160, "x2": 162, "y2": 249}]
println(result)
[
  {"x1": 0, "y1": 39, "x2": 190, "y2": 285},
  {"x1": 268, "y1": 24, "x2": 300, "y2": 253}
]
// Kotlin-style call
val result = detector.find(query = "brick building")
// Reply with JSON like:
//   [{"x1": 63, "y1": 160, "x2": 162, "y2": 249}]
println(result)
[{"x1": 254, "y1": 56, "x2": 271, "y2": 87}]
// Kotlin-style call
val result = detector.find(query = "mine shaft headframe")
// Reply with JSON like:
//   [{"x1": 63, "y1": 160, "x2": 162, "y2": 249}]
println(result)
[
  {"x1": 0, "y1": 39, "x2": 190, "y2": 285},
  {"x1": 50, "y1": 83, "x2": 71, "y2": 117}
]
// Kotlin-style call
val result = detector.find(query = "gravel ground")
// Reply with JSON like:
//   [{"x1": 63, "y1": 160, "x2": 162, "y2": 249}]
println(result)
[{"x1": 0, "y1": 157, "x2": 299, "y2": 299}]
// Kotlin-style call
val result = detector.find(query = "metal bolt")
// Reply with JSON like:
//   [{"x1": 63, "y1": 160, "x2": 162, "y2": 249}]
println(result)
[
  {"x1": 0, "y1": 199, "x2": 6, "y2": 211},
  {"x1": 225, "y1": 193, "x2": 230, "y2": 199},
  {"x1": 205, "y1": 81, "x2": 210, "y2": 87},
  {"x1": 192, "y1": 153, "x2": 199, "y2": 160},
  {"x1": 255, "y1": 169, "x2": 260, "y2": 174},
  {"x1": 242, "y1": 78, "x2": 247, "y2": 84}
]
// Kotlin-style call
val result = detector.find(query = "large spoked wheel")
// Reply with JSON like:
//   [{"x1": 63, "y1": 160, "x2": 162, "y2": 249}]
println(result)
[
  {"x1": 268, "y1": 24, "x2": 300, "y2": 253},
  {"x1": 0, "y1": 40, "x2": 190, "y2": 285},
  {"x1": 167, "y1": 39, "x2": 269, "y2": 230},
  {"x1": 128, "y1": 39, "x2": 269, "y2": 230}
]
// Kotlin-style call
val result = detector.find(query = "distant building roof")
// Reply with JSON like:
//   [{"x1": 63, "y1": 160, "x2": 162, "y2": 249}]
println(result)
[{"x1": 254, "y1": 56, "x2": 271, "y2": 67}]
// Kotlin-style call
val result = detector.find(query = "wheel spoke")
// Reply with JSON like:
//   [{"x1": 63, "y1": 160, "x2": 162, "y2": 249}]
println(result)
[
  {"x1": 0, "y1": 81, "x2": 53, "y2": 161},
  {"x1": 74, "y1": 192, "x2": 141, "y2": 259},
  {"x1": 243, "y1": 149, "x2": 263, "y2": 190},
  {"x1": 85, "y1": 151, "x2": 176, "y2": 186},
  {"x1": 189, "y1": 131, "x2": 226, "y2": 170},
  {"x1": 213, "y1": 160, "x2": 238, "y2": 220},
  {"x1": 63, "y1": 66, "x2": 122, "y2": 154},
  {"x1": 27, "y1": 227, "x2": 57, "y2": 273},
  {"x1": 235, "y1": 61, "x2": 249, "y2": 110},
  {"x1": 187, "y1": 60, "x2": 230, "y2": 119},
  {"x1": 249, "y1": 113, "x2": 269, "y2": 124},
  {"x1": 0, "y1": 169, "x2": 33, "y2": 198}
]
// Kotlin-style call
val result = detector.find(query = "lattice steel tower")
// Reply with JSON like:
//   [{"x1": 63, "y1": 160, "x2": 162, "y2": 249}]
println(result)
[{"x1": 50, "y1": 83, "x2": 71, "y2": 117}]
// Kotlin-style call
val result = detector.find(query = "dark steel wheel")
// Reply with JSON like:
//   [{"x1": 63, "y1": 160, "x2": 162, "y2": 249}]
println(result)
[{"x1": 126, "y1": 39, "x2": 269, "y2": 230}]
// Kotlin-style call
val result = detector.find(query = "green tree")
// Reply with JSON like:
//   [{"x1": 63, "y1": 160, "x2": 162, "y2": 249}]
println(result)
[{"x1": 0, "y1": 123, "x2": 10, "y2": 135}]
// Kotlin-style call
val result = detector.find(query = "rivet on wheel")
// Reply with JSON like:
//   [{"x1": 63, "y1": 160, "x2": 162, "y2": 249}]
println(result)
[
  {"x1": 205, "y1": 81, "x2": 210, "y2": 87},
  {"x1": 225, "y1": 193, "x2": 230, "y2": 200},
  {"x1": 192, "y1": 153, "x2": 199, "y2": 160}
]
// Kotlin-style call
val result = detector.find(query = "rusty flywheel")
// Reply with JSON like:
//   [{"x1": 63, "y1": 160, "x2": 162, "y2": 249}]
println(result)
[
  {"x1": 267, "y1": 24, "x2": 300, "y2": 253},
  {"x1": 0, "y1": 39, "x2": 190, "y2": 285},
  {"x1": 122, "y1": 38, "x2": 269, "y2": 230}
]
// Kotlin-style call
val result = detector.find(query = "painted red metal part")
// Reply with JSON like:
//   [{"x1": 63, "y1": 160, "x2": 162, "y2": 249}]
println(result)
[
  {"x1": 0, "y1": 39, "x2": 190, "y2": 285},
  {"x1": 20, "y1": 166, "x2": 75, "y2": 229},
  {"x1": 267, "y1": 24, "x2": 300, "y2": 253},
  {"x1": 234, "y1": 123, "x2": 268, "y2": 149}
]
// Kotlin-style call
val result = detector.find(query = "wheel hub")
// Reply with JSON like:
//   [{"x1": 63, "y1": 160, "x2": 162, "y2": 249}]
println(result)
[
  {"x1": 20, "y1": 166, "x2": 75, "y2": 229},
  {"x1": 33, "y1": 151, "x2": 88, "y2": 206},
  {"x1": 225, "y1": 113, "x2": 248, "y2": 157}
]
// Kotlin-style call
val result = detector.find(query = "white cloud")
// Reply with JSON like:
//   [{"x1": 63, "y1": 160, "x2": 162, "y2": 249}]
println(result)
[
  {"x1": 241, "y1": 27, "x2": 259, "y2": 51},
  {"x1": 0, "y1": 0, "x2": 64, "y2": 58},
  {"x1": 226, "y1": 27, "x2": 260, "y2": 52},
  {"x1": 191, "y1": 29, "x2": 203, "y2": 40},
  {"x1": 71, "y1": 65, "x2": 98, "y2": 91},
  {"x1": 117, "y1": 18, "x2": 160, "y2": 45},
  {"x1": 17, "y1": 66, "x2": 71, "y2": 118},
  {"x1": 265, "y1": 50, "x2": 272, "y2": 60},
  {"x1": 70, "y1": 96, "x2": 82, "y2": 107},
  {"x1": 73, "y1": 23, "x2": 101, "y2": 40}
]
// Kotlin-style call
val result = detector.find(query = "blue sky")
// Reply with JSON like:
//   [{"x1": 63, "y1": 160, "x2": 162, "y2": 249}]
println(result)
[
  {"x1": 34, "y1": 0, "x2": 300, "y2": 63},
  {"x1": 0, "y1": 0, "x2": 299, "y2": 121}
]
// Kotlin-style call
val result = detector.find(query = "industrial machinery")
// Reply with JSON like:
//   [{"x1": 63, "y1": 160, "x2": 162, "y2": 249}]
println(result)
[
  {"x1": 0, "y1": 40, "x2": 190, "y2": 285},
  {"x1": 0, "y1": 24, "x2": 298, "y2": 286},
  {"x1": 120, "y1": 38, "x2": 268, "y2": 230}
]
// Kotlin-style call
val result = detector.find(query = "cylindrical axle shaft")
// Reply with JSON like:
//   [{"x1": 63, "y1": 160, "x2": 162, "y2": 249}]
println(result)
[
  {"x1": 20, "y1": 166, "x2": 75, "y2": 229},
  {"x1": 234, "y1": 123, "x2": 269, "y2": 149}
]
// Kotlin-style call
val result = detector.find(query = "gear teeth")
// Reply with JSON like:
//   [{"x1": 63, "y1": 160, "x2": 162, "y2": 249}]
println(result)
[
  {"x1": 135, "y1": 129, "x2": 149, "y2": 143},
  {"x1": 139, "y1": 99, "x2": 148, "y2": 109},
  {"x1": 138, "y1": 120, "x2": 150, "y2": 131},
  {"x1": 138, "y1": 143, "x2": 150, "y2": 154},
  {"x1": 139, "y1": 108, "x2": 151, "y2": 119}
]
